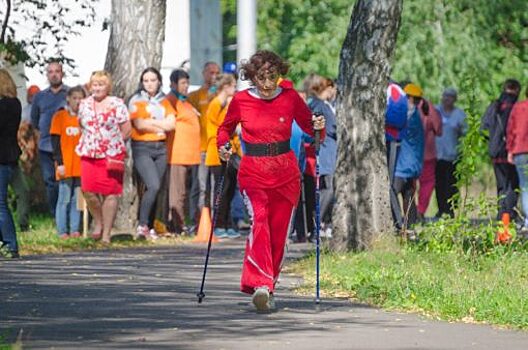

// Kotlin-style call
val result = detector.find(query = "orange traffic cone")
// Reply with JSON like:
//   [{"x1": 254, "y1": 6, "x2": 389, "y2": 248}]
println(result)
[
  {"x1": 193, "y1": 207, "x2": 219, "y2": 243},
  {"x1": 496, "y1": 213, "x2": 512, "y2": 244}
]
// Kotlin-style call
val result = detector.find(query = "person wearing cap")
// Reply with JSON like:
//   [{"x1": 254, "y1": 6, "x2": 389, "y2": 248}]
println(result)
[
  {"x1": 31, "y1": 61, "x2": 69, "y2": 216},
  {"x1": 403, "y1": 83, "x2": 442, "y2": 220},
  {"x1": 385, "y1": 81, "x2": 409, "y2": 230},
  {"x1": 391, "y1": 86, "x2": 425, "y2": 233},
  {"x1": 435, "y1": 88, "x2": 467, "y2": 217},
  {"x1": 187, "y1": 62, "x2": 221, "y2": 232}
]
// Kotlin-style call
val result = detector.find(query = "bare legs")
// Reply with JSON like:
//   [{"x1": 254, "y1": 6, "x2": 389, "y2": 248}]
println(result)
[
  {"x1": 83, "y1": 192, "x2": 119, "y2": 243},
  {"x1": 101, "y1": 195, "x2": 118, "y2": 243}
]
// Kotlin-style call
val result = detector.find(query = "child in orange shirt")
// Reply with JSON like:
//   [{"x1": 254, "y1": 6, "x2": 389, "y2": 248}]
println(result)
[{"x1": 50, "y1": 86, "x2": 85, "y2": 239}]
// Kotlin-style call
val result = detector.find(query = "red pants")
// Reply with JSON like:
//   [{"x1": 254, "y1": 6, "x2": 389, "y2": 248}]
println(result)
[
  {"x1": 418, "y1": 159, "x2": 436, "y2": 215},
  {"x1": 240, "y1": 183, "x2": 298, "y2": 294}
]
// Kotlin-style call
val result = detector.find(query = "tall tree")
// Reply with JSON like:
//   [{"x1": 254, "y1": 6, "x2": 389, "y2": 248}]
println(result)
[
  {"x1": 331, "y1": 0, "x2": 403, "y2": 251},
  {"x1": 105, "y1": 0, "x2": 166, "y2": 232}
]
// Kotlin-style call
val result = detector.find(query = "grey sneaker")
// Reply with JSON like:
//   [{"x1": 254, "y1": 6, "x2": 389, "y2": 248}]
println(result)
[{"x1": 252, "y1": 287, "x2": 270, "y2": 312}]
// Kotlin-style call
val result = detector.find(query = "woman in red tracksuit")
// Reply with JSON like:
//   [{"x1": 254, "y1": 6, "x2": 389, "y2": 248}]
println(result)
[{"x1": 217, "y1": 50, "x2": 325, "y2": 312}]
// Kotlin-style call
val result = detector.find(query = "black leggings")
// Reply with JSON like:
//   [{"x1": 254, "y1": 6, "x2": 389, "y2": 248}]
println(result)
[
  {"x1": 132, "y1": 141, "x2": 167, "y2": 227},
  {"x1": 210, "y1": 164, "x2": 238, "y2": 230}
]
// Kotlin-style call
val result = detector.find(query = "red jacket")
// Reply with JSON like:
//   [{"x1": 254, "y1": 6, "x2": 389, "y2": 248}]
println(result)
[
  {"x1": 506, "y1": 100, "x2": 528, "y2": 156},
  {"x1": 217, "y1": 88, "x2": 323, "y2": 204},
  {"x1": 419, "y1": 99, "x2": 442, "y2": 161}
]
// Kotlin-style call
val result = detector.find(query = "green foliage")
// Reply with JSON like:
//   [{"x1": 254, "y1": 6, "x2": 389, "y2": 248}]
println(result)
[
  {"x1": 0, "y1": 39, "x2": 30, "y2": 65},
  {"x1": 415, "y1": 194, "x2": 526, "y2": 255},
  {"x1": 0, "y1": 0, "x2": 98, "y2": 71},
  {"x1": 452, "y1": 73, "x2": 490, "y2": 211},
  {"x1": 293, "y1": 236, "x2": 528, "y2": 329},
  {"x1": 221, "y1": 0, "x2": 237, "y2": 64},
  {"x1": 256, "y1": 0, "x2": 353, "y2": 84},
  {"x1": 252, "y1": 0, "x2": 528, "y2": 102}
]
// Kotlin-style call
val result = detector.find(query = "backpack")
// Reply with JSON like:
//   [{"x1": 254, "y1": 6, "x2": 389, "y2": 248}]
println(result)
[{"x1": 484, "y1": 93, "x2": 517, "y2": 159}]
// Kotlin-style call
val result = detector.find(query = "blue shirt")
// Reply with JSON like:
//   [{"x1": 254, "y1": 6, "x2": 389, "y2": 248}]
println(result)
[
  {"x1": 308, "y1": 97, "x2": 337, "y2": 176},
  {"x1": 31, "y1": 85, "x2": 68, "y2": 152},
  {"x1": 435, "y1": 106, "x2": 466, "y2": 161}
]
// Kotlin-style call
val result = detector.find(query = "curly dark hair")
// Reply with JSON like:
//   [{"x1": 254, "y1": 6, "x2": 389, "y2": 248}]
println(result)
[{"x1": 240, "y1": 50, "x2": 289, "y2": 82}]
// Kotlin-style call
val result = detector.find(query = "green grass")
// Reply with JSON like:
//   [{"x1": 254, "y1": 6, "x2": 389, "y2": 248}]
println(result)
[
  {"x1": 291, "y1": 236, "x2": 528, "y2": 329},
  {"x1": 10, "y1": 215, "x2": 187, "y2": 256}
]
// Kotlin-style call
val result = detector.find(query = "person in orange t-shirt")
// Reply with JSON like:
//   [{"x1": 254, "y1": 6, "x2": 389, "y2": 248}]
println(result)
[
  {"x1": 188, "y1": 61, "x2": 220, "y2": 230},
  {"x1": 129, "y1": 67, "x2": 176, "y2": 240},
  {"x1": 205, "y1": 73, "x2": 242, "y2": 239},
  {"x1": 50, "y1": 86, "x2": 85, "y2": 239},
  {"x1": 165, "y1": 69, "x2": 201, "y2": 235}
]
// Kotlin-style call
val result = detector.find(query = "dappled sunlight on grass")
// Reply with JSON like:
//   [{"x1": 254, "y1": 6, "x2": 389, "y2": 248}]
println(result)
[{"x1": 292, "y1": 235, "x2": 528, "y2": 329}]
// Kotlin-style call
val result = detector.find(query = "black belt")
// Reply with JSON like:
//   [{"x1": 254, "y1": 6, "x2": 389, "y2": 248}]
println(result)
[{"x1": 244, "y1": 140, "x2": 291, "y2": 157}]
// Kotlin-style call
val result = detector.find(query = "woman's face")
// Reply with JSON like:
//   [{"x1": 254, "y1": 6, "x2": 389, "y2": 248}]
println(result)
[
  {"x1": 142, "y1": 71, "x2": 160, "y2": 96},
  {"x1": 177, "y1": 78, "x2": 189, "y2": 96},
  {"x1": 224, "y1": 82, "x2": 237, "y2": 97},
  {"x1": 91, "y1": 80, "x2": 109, "y2": 100},
  {"x1": 67, "y1": 91, "x2": 84, "y2": 113},
  {"x1": 254, "y1": 68, "x2": 279, "y2": 98}
]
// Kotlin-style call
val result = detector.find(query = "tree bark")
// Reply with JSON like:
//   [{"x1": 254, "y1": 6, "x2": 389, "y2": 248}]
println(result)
[
  {"x1": 105, "y1": 0, "x2": 166, "y2": 232},
  {"x1": 331, "y1": 0, "x2": 403, "y2": 251}
]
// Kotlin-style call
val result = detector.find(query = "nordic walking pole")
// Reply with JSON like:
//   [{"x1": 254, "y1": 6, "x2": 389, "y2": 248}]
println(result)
[
  {"x1": 300, "y1": 175, "x2": 309, "y2": 240},
  {"x1": 314, "y1": 124, "x2": 322, "y2": 305},
  {"x1": 197, "y1": 143, "x2": 231, "y2": 304}
]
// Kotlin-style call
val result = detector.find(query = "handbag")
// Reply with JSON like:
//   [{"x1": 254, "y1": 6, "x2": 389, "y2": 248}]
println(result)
[
  {"x1": 92, "y1": 99, "x2": 126, "y2": 174},
  {"x1": 106, "y1": 154, "x2": 125, "y2": 173}
]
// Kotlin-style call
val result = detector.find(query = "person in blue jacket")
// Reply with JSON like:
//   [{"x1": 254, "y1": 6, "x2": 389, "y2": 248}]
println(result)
[
  {"x1": 307, "y1": 76, "x2": 337, "y2": 238},
  {"x1": 386, "y1": 82, "x2": 409, "y2": 230},
  {"x1": 392, "y1": 95, "x2": 425, "y2": 232}
]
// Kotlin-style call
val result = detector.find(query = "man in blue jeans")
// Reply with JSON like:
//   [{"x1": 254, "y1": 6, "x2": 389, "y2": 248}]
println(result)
[{"x1": 31, "y1": 61, "x2": 68, "y2": 217}]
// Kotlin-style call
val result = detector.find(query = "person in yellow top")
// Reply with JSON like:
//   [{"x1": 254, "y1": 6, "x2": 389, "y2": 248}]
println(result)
[
  {"x1": 204, "y1": 73, "x2": 243, "y2": 239},
  {"x1": 49, "y1": 85, "x2": 85, "y2": 239},
  {"x1": 129, "y1": 67, "x2": 176, "y2": 240},
  {"x1": 165, "y1": 69, "x2": 201, "y2": 235},
  {"x1": 187, "y1": 61, "x2": 220, "y2": 230}
]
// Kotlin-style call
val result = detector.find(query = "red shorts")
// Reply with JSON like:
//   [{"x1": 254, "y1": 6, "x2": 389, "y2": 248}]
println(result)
[{"x1": 80, "y1": 157, "x2": 123, "y2": 195}]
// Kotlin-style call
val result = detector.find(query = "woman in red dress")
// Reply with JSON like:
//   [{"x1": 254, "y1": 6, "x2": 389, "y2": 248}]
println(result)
[
  {"x1": 217, "y1": 51, "x2": 325, "y2": 312},
  {"x1": 76, "y1": 71, "x2": 131, "y2": 244}
]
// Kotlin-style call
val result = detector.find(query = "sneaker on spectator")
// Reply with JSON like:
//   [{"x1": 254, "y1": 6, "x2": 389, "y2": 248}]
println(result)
[
  {"x1": 70, "y1": 232, "x2": 81, "y2": 238},
  {"x1": 214, "y1": 228, "x2": 228, "y2": 238},
  {"x1": 226, "y1": 228, "x2": 240, "y2": 239},
  {"x1": 148, "y1": 229, "x2": 159, "y2": 240},
  {"x1": 59, "y1": 233, "x2": 69, "y2": 240},
  {"x1": 136, "y1": 225, "x2": 149, "y2": 240}
]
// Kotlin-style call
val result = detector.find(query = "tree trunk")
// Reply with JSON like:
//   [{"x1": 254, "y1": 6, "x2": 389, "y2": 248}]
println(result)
[
  {"x1": 104, "y1": 0, "x2": 166, "y2": 233},
  {"x1": 331, "y1": 0, "x2": 403, "y2": 251}
]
